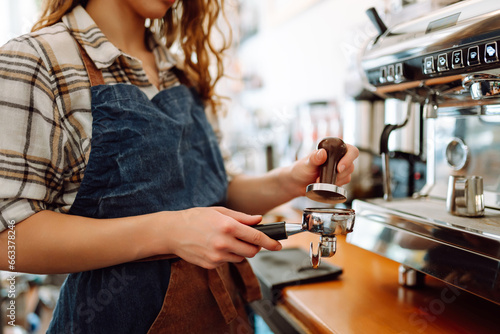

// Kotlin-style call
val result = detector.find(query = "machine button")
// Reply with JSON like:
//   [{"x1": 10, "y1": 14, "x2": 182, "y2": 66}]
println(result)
[
  {"x1": 423, "y1": 56, "x2": 435, "y2": 74},
  {"x1": 468, "y1": 46, "x2": 480, "y2": 66},
  {"x1": 451, "y1": 50, "x2": 464, "y2": 69},
  {"x1": 379, "y1": 66, "x2": 387, "y2": 83},
  {"x1": 484, "y1": 42, "x2": 498, "y2": 63},
  {"x1": 437, "y1": 53, "x2": 449, "y2": 71},
  {"x1": 394, "y1": 63, "x2": 404, "y2": 82},
  {"x1": 387, "y1": 64, "x2": 395, "y2": 82}
]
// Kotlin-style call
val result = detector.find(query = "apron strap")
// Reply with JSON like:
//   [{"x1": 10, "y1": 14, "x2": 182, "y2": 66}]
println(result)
[
  {"x1": 231, "y1": 260, "x2": 262, "y2": 302},
  {"x1": 208, "y1": 267, "x2": 239, "y2": 324},
  {"x1": 207, "y1": 260, "x2": 263, "y2": 324},
  {"x1": 75, "y1": 41, "x2": 105, "y2": 87}
]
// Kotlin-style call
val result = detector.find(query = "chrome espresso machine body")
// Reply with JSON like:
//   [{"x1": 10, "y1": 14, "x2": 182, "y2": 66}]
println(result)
[{"x1": 348, "y1": 0, "x2": 500, "y2": 305}]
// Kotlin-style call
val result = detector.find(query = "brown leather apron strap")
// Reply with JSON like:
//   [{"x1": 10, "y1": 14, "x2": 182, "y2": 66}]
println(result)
[
  {"x1": 75, "y1": 40, "x2": 105, "y2": 87},
  {"x1": 232, "y1": 259, "x2": 262, "y2": 302},
  {"x1": 208, "y1": 267, "x2": 239, "y2": 324}
]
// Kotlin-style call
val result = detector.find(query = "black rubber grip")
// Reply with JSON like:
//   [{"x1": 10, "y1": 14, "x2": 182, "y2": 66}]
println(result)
[{"x1": 252, "y1": 222, "x2": 288, "y2": 240}]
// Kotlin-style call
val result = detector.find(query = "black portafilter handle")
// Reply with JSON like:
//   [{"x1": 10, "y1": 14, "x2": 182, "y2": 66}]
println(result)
[
  {"x1": 318, "y1": 137, "x2": 348, "y2": 186},
  {"x1": 252, "y1": 222, "x2": 288, "y2": 240}
]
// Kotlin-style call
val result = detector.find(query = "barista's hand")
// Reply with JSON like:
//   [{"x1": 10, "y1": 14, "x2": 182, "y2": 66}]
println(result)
[
  {"x1": 283, "y1": 143, "x2": 359, "y2": 197},
  {"x1": 162, "y1": 207, "x2": 281, "y2": 269}
]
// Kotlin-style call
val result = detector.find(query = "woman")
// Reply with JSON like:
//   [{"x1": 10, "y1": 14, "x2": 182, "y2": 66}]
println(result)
[{"x1": 0, "y1": 0, "x2": 358, "y2": 332}]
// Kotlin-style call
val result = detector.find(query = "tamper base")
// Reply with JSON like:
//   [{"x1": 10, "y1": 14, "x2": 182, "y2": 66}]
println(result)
[{"x1": 306, "y1": 183, "x2": 347, "y2": 204}]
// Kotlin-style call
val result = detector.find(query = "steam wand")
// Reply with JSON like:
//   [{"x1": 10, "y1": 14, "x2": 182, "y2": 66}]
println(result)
[{"x1": 380, "y1": 95, "x2": 413, "y2": 201}]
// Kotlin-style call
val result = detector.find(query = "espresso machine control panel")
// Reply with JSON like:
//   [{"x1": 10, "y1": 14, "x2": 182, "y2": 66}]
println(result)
[
  {"x1": 361, "y1": 0, "x2": 500, "y2": 93},
  {"x1": 366, "y1": 39, "x2": 500, "y2": 87}
]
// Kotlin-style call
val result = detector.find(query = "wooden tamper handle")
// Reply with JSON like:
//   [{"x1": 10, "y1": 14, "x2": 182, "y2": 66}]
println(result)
[
  {"x1": 318, "y1": 137, "x2": 348, "y2": 185},
  {"x1": 306, "y1": 137, "x2": 348, "y2": 204}
]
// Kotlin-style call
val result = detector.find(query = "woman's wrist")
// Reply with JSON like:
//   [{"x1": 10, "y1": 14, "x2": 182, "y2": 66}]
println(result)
[
  {"x1": 138, "y1": 211, "x2": 177, "y2": 259},
  {"x1": 275, "y1": 164, "x2": 305, "y2": 200}
]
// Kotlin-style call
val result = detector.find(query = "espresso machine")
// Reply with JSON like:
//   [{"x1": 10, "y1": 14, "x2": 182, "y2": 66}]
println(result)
[{"x1": 348, "y1": 0, "x2": 500, "y2": 305}]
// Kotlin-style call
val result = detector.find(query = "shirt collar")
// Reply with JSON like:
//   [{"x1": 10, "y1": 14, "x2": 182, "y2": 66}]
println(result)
[
  {"x1": 62, "y1": 5, "x2": 177, "y2": 72},
  {"x1": 146, "y1": 29, "x2": 179, "y2": 74}
]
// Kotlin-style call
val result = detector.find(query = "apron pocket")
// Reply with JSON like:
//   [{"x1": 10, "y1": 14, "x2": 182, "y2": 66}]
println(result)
[{"x1": 147, "y1": 260, "x2": 254, "y2": 334}]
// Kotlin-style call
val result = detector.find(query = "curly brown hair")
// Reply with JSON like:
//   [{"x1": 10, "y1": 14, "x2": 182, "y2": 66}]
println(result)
[{"x1": 32, "y1": 0, "x2": 231, "y2": 112}]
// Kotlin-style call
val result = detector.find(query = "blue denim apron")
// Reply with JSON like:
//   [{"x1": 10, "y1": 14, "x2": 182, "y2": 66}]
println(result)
[{"x1": 46, "y1": 42, "x2": 260, "y2": 333}]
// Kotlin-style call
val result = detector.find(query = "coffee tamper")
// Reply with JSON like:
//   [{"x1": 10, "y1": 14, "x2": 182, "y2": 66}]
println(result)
[{"x1": 305, "y1": 137, "x2": 348, "y2": 204}]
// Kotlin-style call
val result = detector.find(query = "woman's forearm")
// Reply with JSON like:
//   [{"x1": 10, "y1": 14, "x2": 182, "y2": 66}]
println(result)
[
  {"x1": 226, "y1": 146, "x2": 358, "y2": 215},
  {"x1": 226, "y1": 150, "x2": 326, "y2": 215},
  {"x1": 0, "y1": 210, "x2": 165, "y2": 274},
  {"x1": 226, "y1": 166, "x2": 301, "y2": 215}
]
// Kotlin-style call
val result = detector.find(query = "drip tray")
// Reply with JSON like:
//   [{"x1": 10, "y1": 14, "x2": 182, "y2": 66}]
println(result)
[{"x1": 248, "y1": 248, "x2": 342, "y2": 302}]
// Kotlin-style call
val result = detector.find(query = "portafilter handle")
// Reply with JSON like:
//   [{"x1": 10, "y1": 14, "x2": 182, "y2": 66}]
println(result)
[{"x1": 251, "y1": 221, "x2": 303, "y2": 240}]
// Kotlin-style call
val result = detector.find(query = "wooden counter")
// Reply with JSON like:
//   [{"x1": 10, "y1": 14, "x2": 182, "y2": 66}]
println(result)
[{"x1": 270, "y1": 232, "x2": 500, "y2": 334}]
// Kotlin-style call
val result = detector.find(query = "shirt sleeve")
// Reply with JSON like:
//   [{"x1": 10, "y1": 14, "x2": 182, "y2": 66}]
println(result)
[{"x1": 0, "y1": 36, "x2": 64, "y2": 230}]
